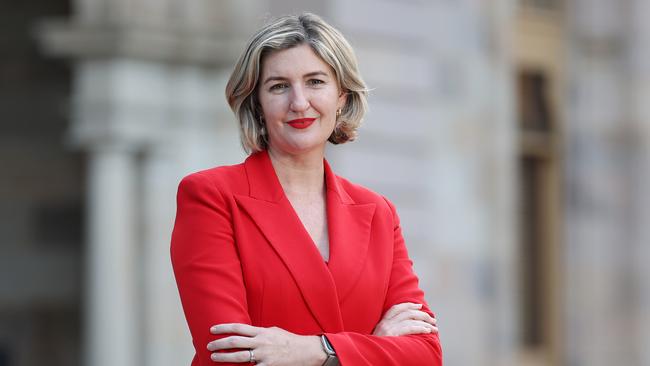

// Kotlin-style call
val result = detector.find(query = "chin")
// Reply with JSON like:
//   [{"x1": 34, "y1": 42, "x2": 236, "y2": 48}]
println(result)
[{"x1": 275, "y1": 140, "x2": 327, "y2": 156}]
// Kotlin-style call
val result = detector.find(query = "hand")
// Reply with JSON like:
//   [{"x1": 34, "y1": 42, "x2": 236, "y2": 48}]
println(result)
[
  {"x1": 207, "y1": 323, "x2": 325, "y2": 366},
  {"x1": 373, "y1": 302, "x2": 438, "y2": 337}
]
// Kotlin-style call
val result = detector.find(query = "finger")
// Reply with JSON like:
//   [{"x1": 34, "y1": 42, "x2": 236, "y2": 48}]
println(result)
[
  {"x1": 395, "y1": 320, "x2": 439, "y2": 336},
  {"x1": 208, "y1": 336, "x2": 256, "y2": 351},
  {"x1": 412, "y1": 309, "x2": 435, "y2": 325},
  {"x1": 384, "y1": 302, "x2": 422, "y2": 319},
  {"x1": 210, "y1": 350, "x2": 253, "y2": 363},
  {"x1": 405, "y1": 319, "x2": 438, "y2": 333},
  {"x1": 376, "y1": 314, "x2": 436, "y2": 335},
  {"x1": 392, "y1": 309, "x2": 436, "y2": 325},
  {"x1": 210, "y1": 323, "x2": 259, "y2": 336}
]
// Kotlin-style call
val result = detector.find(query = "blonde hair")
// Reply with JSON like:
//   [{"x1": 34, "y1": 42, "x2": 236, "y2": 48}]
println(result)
[{"x1": 225, "y1": 13, "x2": 369, "y2": 153}]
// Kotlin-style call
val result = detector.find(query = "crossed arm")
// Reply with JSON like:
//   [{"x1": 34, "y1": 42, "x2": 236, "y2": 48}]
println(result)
[
  {"x1": 170, "y1": 174, "x2": 442, "y2": 366},
  {"x1": 205, "y1": 302, "x2": 437, "y2": 365}
]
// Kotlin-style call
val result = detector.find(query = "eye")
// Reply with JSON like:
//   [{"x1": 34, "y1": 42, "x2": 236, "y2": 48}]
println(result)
[
  {"x1": 269, "y1": 83, "x2": 289, "y2": 91},
  {"x1": 308, "y1": 79, "x2": 325, "y2": 86}
]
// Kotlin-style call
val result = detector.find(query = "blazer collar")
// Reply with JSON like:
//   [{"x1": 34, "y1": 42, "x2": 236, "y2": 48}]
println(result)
[
  {"x1": 243, "y1": 151, "x2": 285, "y2": 203},
  {"x1": 237, "y1": 151, "x2": 375, "y2": 332}
]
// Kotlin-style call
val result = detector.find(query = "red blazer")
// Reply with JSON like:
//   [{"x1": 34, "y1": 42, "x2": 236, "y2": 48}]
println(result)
[{"x1": 171, "y1": 150, "x2": 443, "y2": 366}]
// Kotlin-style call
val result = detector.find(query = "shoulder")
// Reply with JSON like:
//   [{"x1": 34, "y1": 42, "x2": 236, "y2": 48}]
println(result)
[{"x1": 177, "y1": 162, "x2": 247, "y2": 197}]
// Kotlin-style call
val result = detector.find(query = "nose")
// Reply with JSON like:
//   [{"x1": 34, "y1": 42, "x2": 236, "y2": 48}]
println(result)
[{"x1": 289, "y1": 86, "x2": 310, "y2": 112}]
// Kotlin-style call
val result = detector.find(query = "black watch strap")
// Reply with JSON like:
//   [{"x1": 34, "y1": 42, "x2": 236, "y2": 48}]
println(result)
[{"x1": 320, "y1": 335, "x2": 339, "y2": 366}]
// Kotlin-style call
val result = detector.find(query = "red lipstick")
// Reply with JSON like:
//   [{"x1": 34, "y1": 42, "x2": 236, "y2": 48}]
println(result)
[{"x1": 286, "y1": 118, "x2": 316, "y2": 129}]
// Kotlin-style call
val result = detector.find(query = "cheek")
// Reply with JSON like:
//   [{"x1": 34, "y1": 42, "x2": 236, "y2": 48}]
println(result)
[
  {"x1": 332, "y1": 90, "x2": 346, "y2": 109},
  {"x1": 316, "y1": 93, "x2": 341, "y2": 112},
  {"x1": 259, "y1": 96, "x2": 284, "y2": 119}
]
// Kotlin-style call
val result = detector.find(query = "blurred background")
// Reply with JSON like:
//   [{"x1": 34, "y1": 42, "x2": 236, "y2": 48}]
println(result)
[{"x1": 1, "y1": 0, "x2": 649, "y2": 365}]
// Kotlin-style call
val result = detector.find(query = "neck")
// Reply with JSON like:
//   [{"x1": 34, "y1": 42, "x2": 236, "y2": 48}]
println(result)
[{"x1": 267, "y1": 146, "x2": 325, "y2": 197}]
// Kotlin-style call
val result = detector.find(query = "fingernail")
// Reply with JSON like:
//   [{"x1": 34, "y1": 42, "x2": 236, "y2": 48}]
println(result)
[
  {"x1": 207, "y1": 343, "x2": 213, "y2": 351},
  {"x1": 210, "y1": 326, "x2": 217, "y2": 333},
  {"x1": 211, "y1": 353, "x2": 218, "y2": 361}
]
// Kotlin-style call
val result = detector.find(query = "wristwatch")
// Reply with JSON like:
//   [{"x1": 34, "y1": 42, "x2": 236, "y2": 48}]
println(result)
[{"x1": 319, "y1": 334, "x2": 340, "y2": 366}]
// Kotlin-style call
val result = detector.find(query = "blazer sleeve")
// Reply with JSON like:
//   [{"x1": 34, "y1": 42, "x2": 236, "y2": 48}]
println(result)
[
  {"x1": 170, "y1": 172, "x2": 250, "y2": 366},
  {"x1": 325, "y1": 197, "x2": 443, "y2": 366}
]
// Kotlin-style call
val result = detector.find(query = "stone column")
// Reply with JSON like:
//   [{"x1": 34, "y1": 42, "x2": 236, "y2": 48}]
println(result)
[
  {"x1": 565, "y1": 1, "x2": 640, "y2": 365},
  {"x1": 487, "y1": 1, "x2": 519, "y2": 364},
  {"x1": 66, "y1": 59, "x2": 210, "y2": 366},
  {"x1": 85, "y1": 144, "x2": 138, "y2": 366},
  {"x1": 630, "y1": 0, "x2": 650, "y2": 364},
  {"x1": 141, "y1": 144, "x2": 190, "y2": 366}
]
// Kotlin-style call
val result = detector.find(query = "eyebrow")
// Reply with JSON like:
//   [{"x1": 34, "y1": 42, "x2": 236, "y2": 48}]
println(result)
[{"x1": 263, "y1": 71, "x2": 330, "y2": 85}]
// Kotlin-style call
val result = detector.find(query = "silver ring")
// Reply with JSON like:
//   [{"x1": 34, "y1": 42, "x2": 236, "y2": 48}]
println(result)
[{"x1": 249, "y1": 349, "x2": 256, "y2": 364}]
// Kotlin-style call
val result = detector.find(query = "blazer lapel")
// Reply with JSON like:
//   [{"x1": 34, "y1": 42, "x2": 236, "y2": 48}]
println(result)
[
  {"x1": 234, "y1": 151, "x2": 344, "y2": 332},
  {"x1": 323, "y1": 160, "x2": 376, "y2": 303}
]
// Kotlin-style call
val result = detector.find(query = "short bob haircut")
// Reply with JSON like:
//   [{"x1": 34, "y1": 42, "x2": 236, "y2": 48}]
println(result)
[{"x1": 225, "y1": 13, "x2": 369, "y2": 154}]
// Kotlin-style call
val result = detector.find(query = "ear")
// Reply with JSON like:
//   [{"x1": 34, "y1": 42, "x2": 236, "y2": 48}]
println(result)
[{"x1": 337, "y1": 90, "x2": 348, "y2": 111}]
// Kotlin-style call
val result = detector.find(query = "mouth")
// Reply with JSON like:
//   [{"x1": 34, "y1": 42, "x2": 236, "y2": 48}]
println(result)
[{"x1": 286, "y1": 117, "x2": 316, "y2": 129}]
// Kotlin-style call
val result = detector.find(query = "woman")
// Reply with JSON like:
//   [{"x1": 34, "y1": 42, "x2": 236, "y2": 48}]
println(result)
[{"x1": 171, "y1": 13, "x2": 442, "y2": 366}]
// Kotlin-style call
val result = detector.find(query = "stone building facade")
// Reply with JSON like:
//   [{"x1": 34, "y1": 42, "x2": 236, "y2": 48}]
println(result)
[{"x1": 1, "y1": 0, "x2": 648, "y2": 365}]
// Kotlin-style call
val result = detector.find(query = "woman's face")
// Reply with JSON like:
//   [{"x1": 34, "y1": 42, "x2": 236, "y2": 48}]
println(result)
[{"x1": 257, "y1": 44, "x2": 346, "y2": 157}]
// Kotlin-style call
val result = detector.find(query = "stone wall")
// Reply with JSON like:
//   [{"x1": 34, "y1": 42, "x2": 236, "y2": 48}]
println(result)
[{"x1": 565, "y1": 0, "x2": 650, "y2": 365}]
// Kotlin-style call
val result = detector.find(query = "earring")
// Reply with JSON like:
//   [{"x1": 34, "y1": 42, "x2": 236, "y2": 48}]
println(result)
[
  {"x1": 258, "y1": 115, "x2": 267, "y2": 135},
  {"x1": 336, "y1": 108, "x2": 342, "y2": 120}
]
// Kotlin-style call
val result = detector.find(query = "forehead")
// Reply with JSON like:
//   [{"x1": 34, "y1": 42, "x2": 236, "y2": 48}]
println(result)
[{"x1": 261, "y1": 44, "x2": 335, "y2": 77}]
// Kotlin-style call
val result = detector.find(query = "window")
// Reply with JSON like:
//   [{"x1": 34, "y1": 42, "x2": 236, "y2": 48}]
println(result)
[
  {"x1": 516, "y1": 70, "x2": 562, "y2": 365},
  {"x1": 514, "y1": 0, "x2": 566, "y2": 360}
]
